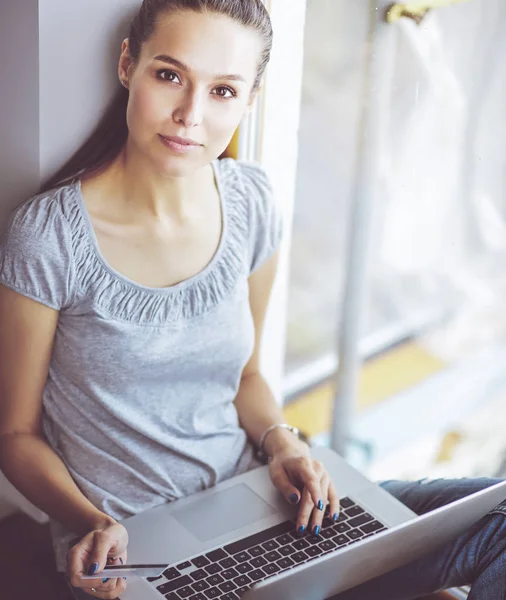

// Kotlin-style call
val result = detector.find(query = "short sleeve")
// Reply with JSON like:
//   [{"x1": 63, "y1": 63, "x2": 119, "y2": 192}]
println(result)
[
  {"x1": 0, "y1": 193, "x2": 75, "y2": 310},
  {"x1": 237, "y1": 161, "x2": 283, "y2": 274}
]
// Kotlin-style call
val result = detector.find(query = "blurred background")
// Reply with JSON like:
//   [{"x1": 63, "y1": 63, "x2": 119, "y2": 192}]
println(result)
[{"x1": 281, "y1": 0, "x2": 506, "y2": 482}]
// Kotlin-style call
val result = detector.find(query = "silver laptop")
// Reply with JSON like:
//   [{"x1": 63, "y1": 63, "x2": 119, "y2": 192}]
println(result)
[{"x1": 79, "y1": 446, "x2": 506, "y2": 600}]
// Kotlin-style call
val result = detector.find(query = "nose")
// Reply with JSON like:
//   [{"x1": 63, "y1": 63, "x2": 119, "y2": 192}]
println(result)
[{"x1": 173, "y1": 87, "x2": 204, "y2": 128}]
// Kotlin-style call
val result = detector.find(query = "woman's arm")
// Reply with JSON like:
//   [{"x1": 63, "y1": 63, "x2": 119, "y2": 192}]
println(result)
[
  {"x1": 234, "y1": 253, "x2": 340, "y2": 535},
  {"x1": 0, "y1": 285, "x2": 114, "y2": 534}
]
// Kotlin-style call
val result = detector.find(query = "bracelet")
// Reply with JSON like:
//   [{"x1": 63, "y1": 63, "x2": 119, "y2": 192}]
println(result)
[{"x1": 256, "y1": 423, "x2": 301, "y2": 462}]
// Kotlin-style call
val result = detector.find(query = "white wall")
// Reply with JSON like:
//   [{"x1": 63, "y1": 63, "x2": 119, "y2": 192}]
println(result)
[{"x1": 0, "y1": 0, "x2": 140, "y2": 521}]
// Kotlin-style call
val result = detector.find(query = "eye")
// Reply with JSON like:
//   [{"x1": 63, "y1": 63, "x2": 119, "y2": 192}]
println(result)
[
  {"x1": 212, "y1": 86, "x2": 237, "y2": 99},
  {"x1": 156, "y1": 69, "x2": 182, "y2": 84}
]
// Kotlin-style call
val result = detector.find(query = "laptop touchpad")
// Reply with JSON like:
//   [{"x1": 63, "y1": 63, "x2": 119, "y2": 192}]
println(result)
[{"x1": 172, "y1": 483, "x2": 277, "y2": 542}]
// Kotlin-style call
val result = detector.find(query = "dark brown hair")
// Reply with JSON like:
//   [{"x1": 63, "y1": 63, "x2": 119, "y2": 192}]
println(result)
[{"x1": 40, "y1": 0, "x2": 272, "y2": 193}]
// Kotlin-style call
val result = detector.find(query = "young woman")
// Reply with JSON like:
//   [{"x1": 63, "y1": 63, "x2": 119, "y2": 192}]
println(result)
[{"x1": 0, "y1": 1, "x2": 504, "y2": 599}]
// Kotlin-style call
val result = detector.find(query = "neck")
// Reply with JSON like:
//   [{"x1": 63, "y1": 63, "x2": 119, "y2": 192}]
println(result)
[{"x1": 105, "y1": 140, "x2": 214, "y2": 221}]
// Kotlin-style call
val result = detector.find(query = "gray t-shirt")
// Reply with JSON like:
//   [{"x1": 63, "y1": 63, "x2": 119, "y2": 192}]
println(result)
[{"x1": 0, "y1": 158, "x2": 282, "y2": 571}]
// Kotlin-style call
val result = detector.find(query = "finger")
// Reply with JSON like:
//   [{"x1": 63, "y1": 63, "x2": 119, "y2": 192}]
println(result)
[
  {"x1": 327, "y1": 481, "x2": 341, "y2": 522},
  {"x1": 86, "y1": 530, "x2": 117, "y2": 577},
  {"x1": 310, "y1": 473, "x2": 330, "y2": 535},
  {"x1": 286, "y1": 457, "x2": 324, "y2": 510},
  {"x1": 295, "y1": 486, "x2": 315, "y2": 534},
  {"x1": 269, "y1": 463, "x2": 302, "y2": 505},
  {"x1": 67, "y1": 531, "x2": 96, "y2": 587}
]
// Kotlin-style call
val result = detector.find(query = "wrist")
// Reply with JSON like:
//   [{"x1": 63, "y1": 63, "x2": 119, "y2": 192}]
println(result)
[
  {"x1": 263, "y1": 427, "x2": 309, "y2": 459},
  {"x1": 88, "y1": 512, "x2": 117, "y2": 532}
]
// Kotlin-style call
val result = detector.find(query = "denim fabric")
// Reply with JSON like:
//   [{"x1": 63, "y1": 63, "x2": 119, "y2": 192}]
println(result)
[{"x1": 330, "y1": 477, "x2": 506, "y2": 600}]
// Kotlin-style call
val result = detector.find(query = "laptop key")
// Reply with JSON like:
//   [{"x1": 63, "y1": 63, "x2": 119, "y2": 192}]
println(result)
[
  {"x1": 248, "y1": 545, "x2": 265, "y2": 557},
  {"x1": 221, "y1": 568, "x2": 239, "y2": 580},
  {"x1": 219, "y1": 581, "x2": 236, "y2": 593},
  {"x1": 206, "y1": 548, "x2": 228, "y2": 562},
  {"x1": 306, "y1": 546, "x2": 323, "y2": 557},
  {"x1": 178, "y1": 561, "x2": 192, "y2": 570},
  {"x1": 264, "y1": 550, "x2": 282, "y2": 562},
  {"x1": 164, "y1": 595, "x2": 179, "y2": 600},
  {"x1": 319, "y1": 540, "x2": 337, "y2": 551},
  {"x1": 224, "y1": 521, "x2": 293, "y2": 555},
  {"x1": 192, "y1": 580, "x2": 210, "y2": 592},
  {"x1": 277, "y1": 557, "x2": 295, "y2": 569},
  {"x1": 249, "y1": 568, "x2": 266, "y2": 582},
  {"x1": 220, "y1": 557, "x2": 237, "y2": 569},
  {"x1": 339, "y1": 497, "x2": 354, "y2": 509},
  {"x1": 187, "y1": 594, "x2": 206, "y2": 600},
  {"x1": 250, "y1": 556, "x2": 267, "y2": 568},
  {"x1": 263, "y1": 563, "x2": 281, "y2": 576},
  {"x1": 261, "y1": 539, "x2": 279, "y2": 551},
  {"x1": 361, "y1": 520, "x2": 384, "y2": 534},
  {"x1": 193, "y1": 556, "x2": 211, "y2": 568},
  {"x1": 205, "y1": 563, "x2": 221, "y2": 575},
  {"x1": 221, "y1": 594, "x2": 239, "y2": 600},
  {"x1": 207, "y1": 574, "x2": 224, "y2": 586},
  {"x1": 321, "y1": 529, "x2": 334, "y2": 540},
  {"x1": 348, "y1": 529, "x2": 365, "y2": 540},
  {"x1": 292, "y1": 551, "x2": 308, "y2": 563},
  {"x1": 292, "y1": 538, "x2": 309, "y2": 550},
  {"x1": 334, "y1": 522, "x2": 350, "y2": 533},
  {"x1": 177, "y1": 586, "x2": 194, "y2": 598},
  {"x1": 306, "y1": 535, "x2": 321, "y2": 545},
  {"x1": 158, "y1": 575, "x2": 193, "y2": 594},
  {"x1": 334, "y1": 534, "x2": 350, "y2": 546},
  {"x1": 276, "y1": 534, "x2": 292, "y2": 546},
  {"x1": 147, "y1": 575, "x2": 163, "y2": 582},
  {"x1": 233, "y1": 552, "x2": 250, "y2": 563},
  {"x1": 236, "y1": 562, "x2": 253, "y2": 574},
  {"x1": 236, "y1": 586, "x2": 250, "y2": 596},
  {"x1": 191, "y1": 569, "x2": 208, "y2": 581},
  {"x1": 348, "y1": 513, "x2": 374, "y2": 528},
  {"x1": 234, "y1": 575, "x2": 252, "y2": 587},
  {"x1": 203, "y1": 588, "x2": 220, "y2": 599},
  {"x1": 278, "y1": 544, "x2": 296, "y2": 556},
  {"x1": 164, "y1": 568, "x2": 181, "y2": 581},
  {"x1": 345, "y1": 505, "x2": 364, "y2": 518}
]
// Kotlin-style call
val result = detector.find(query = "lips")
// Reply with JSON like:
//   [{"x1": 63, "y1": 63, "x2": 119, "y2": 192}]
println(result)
[{"x1": 160, "y1": 135, "x2": 201, "y2": 146}]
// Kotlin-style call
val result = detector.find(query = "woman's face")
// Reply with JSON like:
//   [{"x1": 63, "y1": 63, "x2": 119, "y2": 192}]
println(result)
[{"x1": 119, "y1": 10, "x2": 263, "y2": 178}]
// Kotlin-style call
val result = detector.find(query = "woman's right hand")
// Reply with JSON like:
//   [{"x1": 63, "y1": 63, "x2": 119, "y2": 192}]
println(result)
[{"x1": 66, "y1": 521, "x2": 129, "y2": 599}]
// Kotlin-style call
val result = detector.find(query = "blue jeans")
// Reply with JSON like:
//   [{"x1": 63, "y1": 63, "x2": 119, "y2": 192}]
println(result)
[{"x1": 330, "y1": 477, "x2": 506, "y2": 600}]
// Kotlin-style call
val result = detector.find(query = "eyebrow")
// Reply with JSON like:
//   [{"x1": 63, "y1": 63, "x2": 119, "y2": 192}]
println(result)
[{"x1": 154, "y1": 54, "x2": 246, "y2": 83}]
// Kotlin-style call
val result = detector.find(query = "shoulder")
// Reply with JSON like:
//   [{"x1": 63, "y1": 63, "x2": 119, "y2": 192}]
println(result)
[
  {"x1": 6, "y1": 183, "x2": 75, "y2": 242},
  {"x1": 217, "y1": 158, "x2": 273, "y2": 200}
]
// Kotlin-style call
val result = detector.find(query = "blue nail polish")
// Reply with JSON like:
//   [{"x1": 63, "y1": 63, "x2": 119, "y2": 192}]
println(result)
[
  {"x1": 297, "y1": 525, "x2": 305, "y2": 535},
  {"x1": 102, "y1": 578, "x2": 109, "y2": 583},
  {"x1": 123, "y1": 577, "x2": 127, "y2": 580},
  {"x1": 87, "y1": 562, "x2": 99, "y2": 575},
  {"x1": 289, "y1": 493, "x2": 299, "y2": 505},
  {"x1": 119, "y1": 557, "x2": 124, "y2": 564},
  {"x1": 318, "y1": 500, "x2": 324, "y2": 511},
  {"x1": 314, "y1": 525, "x2": 321, "y2": 535},
  {"x1": 333, "y1": 512, "x2": 339, "y2": 521}
]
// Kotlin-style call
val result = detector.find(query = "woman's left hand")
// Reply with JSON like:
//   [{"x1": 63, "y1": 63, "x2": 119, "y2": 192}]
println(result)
[{"x1": 267, "y1": 439, "x2": 341, "y2": 536}]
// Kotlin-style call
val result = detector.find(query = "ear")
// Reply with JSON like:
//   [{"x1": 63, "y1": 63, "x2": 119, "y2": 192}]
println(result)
[{"x1": 118, "y1": 38, "x2": 133, "y2": 87}]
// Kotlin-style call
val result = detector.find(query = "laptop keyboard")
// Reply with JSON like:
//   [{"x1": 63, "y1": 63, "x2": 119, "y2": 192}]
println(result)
[{"x1": 148, "y1": 497, "x2": 387, "y2": 599}]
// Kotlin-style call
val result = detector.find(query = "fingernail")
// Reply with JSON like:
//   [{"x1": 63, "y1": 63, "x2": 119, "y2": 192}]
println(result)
[
  {"x1": 297, "y1": 525, "x2": 305, "y2": 535},
  {"x1": 102, "y1": 578, "x2": 109, "y2": 583},
  {"x1": 119, "y1": 557, "x2": 124, "y2": 564},
  {"x1": 123, "y1": 577, "x2": 127, "y2": 580},
  {"x1": 313, "y1": 525, "x2": 321, "y2": 535},
  {"x1": 87, "y1": 563, "x2": 99, "y2": 575},
  {"x1": 289, "y1": 493, "x2": 299, "y2": 505},
  {"x1": 333, "y1": 512, "x2": 339, "y2": 521},
  {"x1": 317, "y1": 500, "x2": 324, "y2": 511}
]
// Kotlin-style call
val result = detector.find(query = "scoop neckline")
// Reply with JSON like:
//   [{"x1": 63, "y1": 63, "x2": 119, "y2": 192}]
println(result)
[{"x1": 71, "y1": 160, "x2": 228, "y2": 295}]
